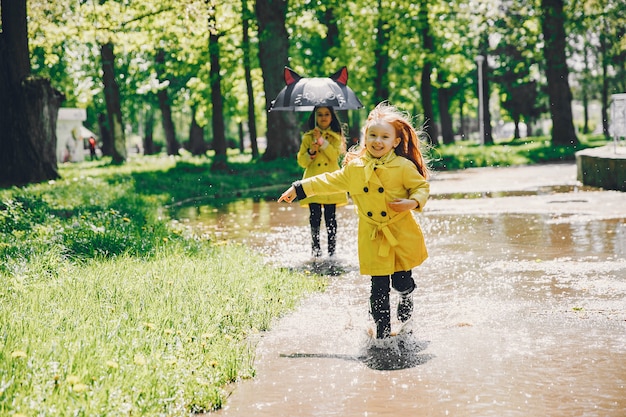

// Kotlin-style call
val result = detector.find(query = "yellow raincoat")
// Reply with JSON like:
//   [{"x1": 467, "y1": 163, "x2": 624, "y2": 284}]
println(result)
[
  {"x1": 299, "y1": 152, "x2": 429, "y2": 275},
  {"x1": 296, "y1": 129, "x2": 348, "y2": 207}
]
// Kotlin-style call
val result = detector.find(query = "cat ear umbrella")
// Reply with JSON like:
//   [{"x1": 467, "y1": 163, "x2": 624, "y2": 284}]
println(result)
[{"x1": 268, "y1": 66, "x2": 364, "y2": 112}]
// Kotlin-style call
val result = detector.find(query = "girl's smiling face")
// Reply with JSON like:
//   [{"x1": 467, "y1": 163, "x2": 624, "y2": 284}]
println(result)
[
  {"x1": 365, "y1": 120, "x2": 400, "y2": 158},
  {"x1": 315, "y1": 107, "x2": 333, "y2": 130}
]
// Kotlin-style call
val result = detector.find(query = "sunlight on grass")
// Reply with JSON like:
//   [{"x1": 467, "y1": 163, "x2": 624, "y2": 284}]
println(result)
[
  {"x1": 1, "y1": 243, "x2": 325, "y2": 415},
  {"x1": 0, "y1": 157, "x2": 325, "y2": 415}
]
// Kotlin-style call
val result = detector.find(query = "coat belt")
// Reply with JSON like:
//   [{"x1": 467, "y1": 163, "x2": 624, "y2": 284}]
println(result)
[{"x1": 359, "y1": 210, "x2": 410, "y2": 257}]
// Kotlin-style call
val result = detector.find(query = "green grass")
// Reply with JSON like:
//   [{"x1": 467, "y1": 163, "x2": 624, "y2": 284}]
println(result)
[{"x1": 0, "y1": 158, "x2": 324, "y2": 416}]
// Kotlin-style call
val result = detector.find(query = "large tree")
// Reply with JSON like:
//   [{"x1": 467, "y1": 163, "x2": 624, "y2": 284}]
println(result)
[
  {"x1": 0, "y1": 0, "x2": 64, "y2": 187},
  {"x1": 256, "y1": 0, "x2": 299, "y2": 160},
  {"x1": 100, "y1": 41, "x2": 127, "y2": 164},
  {"x1": 417, "y1": 0, "x2": 439, "y2": 145},
  {"x1": 540, "y1": 0, "x2": 578, "y2": 146},
  {"x1": 208, "y1": 4, "x2": 228, "y2": 170},
  {"x1": 242, "y1": 0, "x2": 259, "y2": 159}
]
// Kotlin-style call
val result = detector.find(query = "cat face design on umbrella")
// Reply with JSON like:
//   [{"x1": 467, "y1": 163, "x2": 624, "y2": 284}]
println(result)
[{"x1": 269, "y1": 66, "x2": 364, "y2": 112}]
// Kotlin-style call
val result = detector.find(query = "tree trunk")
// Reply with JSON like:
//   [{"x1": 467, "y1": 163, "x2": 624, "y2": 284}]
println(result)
[
  {"x1": 155, "y1": 49, "x2": 180, "y2": 156},
  {"x1": 599, "y1": 27, "x2": 610, "y2": 139},
  {"x1": 373, "y1": 0, "x2": 390, "y2": 104},
  {"x1": 458, "y1": 94, "x2": 466, "y2": 140},
  {"x1": 256, "y1": 0, "x2": 299, "y2": 160},
  {"x1": 143, "y1": 108, "x2": 156, "y2": 155},
  {"x1": 209, "y1": 25, "x2": 228, "y2": 171},
  {"x1": 100, "y1": 42, "x2": 127, "y2": 164},
  {"x1": 540, "y1": 0, "x2": 579, "y2": 146},
  {"x1": 0, "y1": 0, "x2": 64, "y2": 187},
  {"x1": 242, "y1": 0, "x2": 259, "y2": 158},
  {"x1": 418, "y1": 1, "x2": 439, "y2": 146},
  {"x1": 438, "y1": 82, "x2": 454, "y2": 145},
  {"x1": 97, "y1": 112, "x2": 112, "y2": 156},
  {"x1": 188, "y1": 106, "x2": 207, "y2": 156}
]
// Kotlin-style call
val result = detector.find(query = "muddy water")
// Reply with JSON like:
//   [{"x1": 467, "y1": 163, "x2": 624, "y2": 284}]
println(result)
[{"x1": 178, "y1": 164, "x2": 626, "y2": 417}]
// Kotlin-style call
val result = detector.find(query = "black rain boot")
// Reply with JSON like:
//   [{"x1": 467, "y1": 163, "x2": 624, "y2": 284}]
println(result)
[
  {"x1": 327, "y1": 222, "x2": 337, "y2": 257},
  {"x1": 397, "y1": 292, "x2": 414, "y2": 322},
  {"x1": 324, "y1": 205, "x2": 337, "y2": 257},
  {"x1": 311, "y1": 226, "x2": 322, "y2": 257},
  {"x1": 371, "y1": 277, "x2": 391, "y2": 339}
]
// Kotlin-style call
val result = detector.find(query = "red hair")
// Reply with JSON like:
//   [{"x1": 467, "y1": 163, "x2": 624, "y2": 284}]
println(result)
[{"x1": 345, "y1": 102, "x2": 431, "y2": 179}]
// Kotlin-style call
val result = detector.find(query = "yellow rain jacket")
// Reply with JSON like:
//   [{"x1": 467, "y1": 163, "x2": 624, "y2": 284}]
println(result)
[
  {"x1": 296, "y1": 129, "x2": 348, "y2": 207},
  {"x1": 299, "y1": 152, "x2": 429, "y2": 276}
]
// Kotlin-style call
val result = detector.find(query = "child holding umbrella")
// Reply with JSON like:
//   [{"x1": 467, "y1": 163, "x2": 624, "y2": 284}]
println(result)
[
  {"x1": 280, "y1": 102, "x2": 430, "y2": 338},
  {"x1": 296, "y1": 106, "x2": 348, "y2": 257}
]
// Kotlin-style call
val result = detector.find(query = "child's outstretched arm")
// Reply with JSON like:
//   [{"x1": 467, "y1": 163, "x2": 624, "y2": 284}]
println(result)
[{"x1": 278, "y1": 186, "x2": 297, "y2": 203}]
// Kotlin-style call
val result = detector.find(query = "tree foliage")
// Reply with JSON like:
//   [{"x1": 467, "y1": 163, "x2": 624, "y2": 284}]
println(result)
[{"x1": 1, "y1": 0, "x2": 625, "y2": 186}]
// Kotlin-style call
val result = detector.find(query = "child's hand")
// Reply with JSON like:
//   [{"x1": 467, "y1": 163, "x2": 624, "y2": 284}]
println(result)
[
  {"x1": 388, "y1": 198, "x2": 418, "y2": 212},
  {"x1": 278, "y1": 186, "x2": 297, "y2": 203},
  {"x1": 312, "y1": 128, "x2": 323, "y2": 146}
]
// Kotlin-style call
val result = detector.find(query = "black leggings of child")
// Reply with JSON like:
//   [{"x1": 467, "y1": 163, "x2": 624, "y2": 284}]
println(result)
[
  {"x1": 370, "y1": 270, "x2": 415, "y2": 338},
  {"x1": 309, "y1": 203, "x2": 337, "y2": 256}
]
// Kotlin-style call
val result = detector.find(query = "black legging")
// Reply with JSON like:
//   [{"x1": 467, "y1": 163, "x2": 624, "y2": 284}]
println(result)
[
  {"x1": 309, "y1": 203, "x2": 337, "y2": 255},
  {"x1": 309, "y1": 203, "x2": 336, "y2": 230},
  {"x1": 370, "y1": 270, "x2": 415, "y2": 338}
]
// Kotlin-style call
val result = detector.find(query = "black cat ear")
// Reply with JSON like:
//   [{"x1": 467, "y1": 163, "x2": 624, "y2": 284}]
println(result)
[
  {"x1": 330, "y1": 66, "x2": 348, "y2": 85},
  {"x1": 284, "y1": 67, "x2": 302, "y2": 85}
]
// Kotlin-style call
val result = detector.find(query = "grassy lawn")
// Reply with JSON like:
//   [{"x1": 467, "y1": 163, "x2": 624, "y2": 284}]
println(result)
[
  {"x1": 0, "y1": 157, "x2": 324, "y2": 415},
  {"x1": 0, "y1": 134, "x2": 609, "y2": 415}
]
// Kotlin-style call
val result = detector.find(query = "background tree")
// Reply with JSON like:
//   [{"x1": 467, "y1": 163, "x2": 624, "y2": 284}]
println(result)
[
  {"x1": 5, "y1": 0, "x2": 624, "y2": 183},
  {"x1": 372, "y1": 0, "x2": 390, "y2": 105},
  {"x1": 540, "y1": 0, "x2": 578, "y2": 146},
  {"x1": 100, "y1": 41, "x2": 127, "y2": 163},
  {"x1": 155, "y1": 49, "x2": 181, "y2": 156},
  {"x1": 256, "y1": 0, "x2": 299, "y2": 160},
  {"x1": 242, "y1": 0, "x2": 259, "y2": 159},
  {"x1": 417, "y1": 0, "x2": 439, "y2": 145},
  {"x1": 0, "y1": 0, "x2": 64, "y2": 186},
  {"x1": 207, "y1": 1, "x2": 228, "y2": 171}
]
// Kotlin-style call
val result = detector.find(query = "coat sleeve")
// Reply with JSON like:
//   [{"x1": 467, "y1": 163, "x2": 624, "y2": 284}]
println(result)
[
  {"x1": 403, "y1": 164, "x2": 430, "y2": 212},
  {"x1": 300, "y1": 165, "x2": 351, "y2": 197},
  {"x1": 297, "y1": 131, "x2": 314, "y2": 169}
]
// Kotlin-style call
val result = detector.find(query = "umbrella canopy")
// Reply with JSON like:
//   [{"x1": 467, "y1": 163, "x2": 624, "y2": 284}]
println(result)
[{"x1": 269, "y1": 66, "x2": 364, "y2": 112}]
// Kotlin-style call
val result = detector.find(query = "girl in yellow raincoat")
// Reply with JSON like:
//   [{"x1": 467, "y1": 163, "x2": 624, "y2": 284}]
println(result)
[
  {"x1": 296, "y1": 106, "x2": 348, "y2": 257},
  {"x1": 279, "y1": 102, "x2": 430, "y2": 338}
]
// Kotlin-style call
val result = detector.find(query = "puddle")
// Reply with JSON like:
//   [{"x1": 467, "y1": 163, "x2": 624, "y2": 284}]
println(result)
[{"x1": 175, "y1": 167, "x2": 626, "y2": 417}]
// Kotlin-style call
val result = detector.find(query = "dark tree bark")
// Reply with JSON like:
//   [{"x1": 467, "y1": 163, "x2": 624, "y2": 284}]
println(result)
[
  {"x1": 373, "y1": 0, "x2": 390, "y2": 104},
  {"x1": 599, "y1": 25, "x2": 610, "y2": 139},
  {"x1": 208, "y1": 19, "x2": 228, "y2": 171},
  {"x1": 143, "y1": 108, "x2": 156, "y2": 155},
  {"x1": 100, "y1": 42, "x2": 127, "y2": 164},
  {"x1": 155, "y1": 49, "x2": 180, "y2": 156},
  {"x1": 540, "y1": 0, "x2": 579, "y2": 146},
  {"x1": 437, "y1": 75, "x2": 454, "y2": 145},
  {"x1": 418, "y1": 0, "x2": 439, "y2": 146},
  {"x1": 0, "y1": 0, "x2": 64, "y2": 187},
  {"x1": 256, "y1": 0, "x2": 299, "y2": 160},
  {"x1": 188, "y1": 106, "x2": 207, "y2": 156},
  {"x1": 242, "y1": 0, "x2": 259, "y2": 158},
  {"x1": 98, "y1": 112, "x2": 113, "y2": 156}
]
